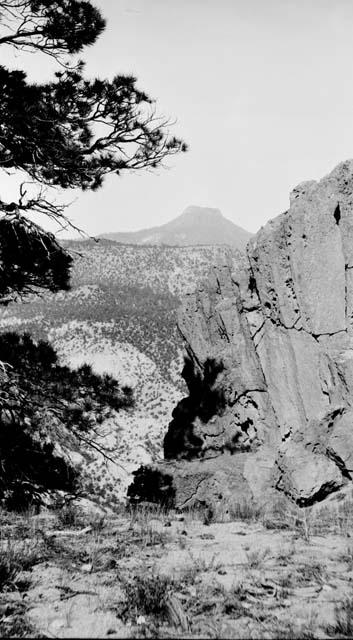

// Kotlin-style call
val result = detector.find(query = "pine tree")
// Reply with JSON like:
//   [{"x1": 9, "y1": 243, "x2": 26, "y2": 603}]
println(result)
[
  {"x1": 0, "y1": 0, "x2": 187, "y2": 302},
  {"x1": 0, "y1": 331, "x2": 134, "y2": 509},
  {"x1": 0, "y1": 1, "x2": 187, "y2": 508}
]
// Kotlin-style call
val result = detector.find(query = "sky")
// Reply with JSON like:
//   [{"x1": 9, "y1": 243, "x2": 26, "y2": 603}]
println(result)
[{"x1": 3, "y1": 0, "x2": 353, "y2": 236}]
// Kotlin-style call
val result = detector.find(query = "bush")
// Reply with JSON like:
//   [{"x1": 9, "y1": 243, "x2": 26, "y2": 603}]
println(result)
[
  {"x1": 56, "y1": 503, "x2": 81, "y2": 529},
  {"x1": 127, "y1": 466, "x2": 175, "y2": 508},
  {"x1": 122, "y1": 572, "x2": 174, "y2": 621}
]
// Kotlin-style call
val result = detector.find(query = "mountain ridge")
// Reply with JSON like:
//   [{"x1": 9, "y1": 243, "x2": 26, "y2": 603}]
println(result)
[{"x1": 100, "y1": 205, "x2": 252, "y2": 251}]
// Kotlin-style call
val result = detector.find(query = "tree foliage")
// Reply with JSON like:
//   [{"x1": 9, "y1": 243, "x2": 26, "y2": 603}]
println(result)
[
  {"x1": 0, "y1": 65, "x2": 186, "y2": 192},
  {"x1": 0, "y1": 0, "x2": 186, "y2": 302},
  {"x1": 0, "y1": 0, "x2": 106, "y2": 55},
  {"x1": 0, "y1": 1, "x2": 186, "y2": 507},
  {"x1": 0, "y1": 332, "x2": 134, "y2": 509},
  {"x1": 0, "y1": 215, "x2": 72, "y2": 303}
]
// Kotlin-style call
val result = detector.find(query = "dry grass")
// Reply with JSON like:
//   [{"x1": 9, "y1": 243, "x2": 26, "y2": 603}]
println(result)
[
  {"x1": 326, "y1": 597, "x2": 353, "y2": 638},
  {"x1": 0, "y1": 600, "x2": 38, "y2": 639},
  {"x1": 294, "y1": 558, "x2": 326, "y2": 585},
  {"x1": 245, "y1": 547, "x2": 271, "y2": 569},
  {"x1": 1, "y1": 490, "x2": 353, "y2": 639},
  {"x1": 336, "y1": 545, "x2": 353, "y2": 570},
  {"x1": 0, "y1": 539, "x2": 42, "y2": 591},
  {"x1": 0, "y1": 510, "x2": 43, "y2": 637},
  {"x1": 222, "y1": 583, "x2": 248, "y2": 618},
  {"x1": 121, "y1": 571, "x2": 175, "y2": 621},
  {"x1": 269, "y1": 612, "x2": 318, "y2": 640},
  {"x1": 0, "y1": 545, "x2": 21, "y2": 591},
  {"x1": 228, "y1": 500, "x2": 263, "y2": 523}
]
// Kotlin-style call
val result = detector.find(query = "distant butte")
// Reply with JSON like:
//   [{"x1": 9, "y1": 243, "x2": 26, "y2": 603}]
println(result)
[{"x1": 99, "y1": 206, "x2": 253, "y2": 251}]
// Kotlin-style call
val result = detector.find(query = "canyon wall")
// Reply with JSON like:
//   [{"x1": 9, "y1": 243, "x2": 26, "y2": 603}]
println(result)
[{"x1": 130, "y1": 160, "x2": 353, "y2": 511}]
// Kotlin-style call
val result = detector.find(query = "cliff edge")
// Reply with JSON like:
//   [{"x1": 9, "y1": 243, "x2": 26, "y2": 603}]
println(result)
[{"x1": 129, "y1": 160, "x2": 353, "y2": 512}]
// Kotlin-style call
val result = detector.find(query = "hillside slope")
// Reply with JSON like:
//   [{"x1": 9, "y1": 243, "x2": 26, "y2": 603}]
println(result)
[
  {"x1": 100, "y1": 206, "x2": 252, "y2": 251},
  {"x1": 0, "y1": 241, "x2": 241, "y2": 504}
]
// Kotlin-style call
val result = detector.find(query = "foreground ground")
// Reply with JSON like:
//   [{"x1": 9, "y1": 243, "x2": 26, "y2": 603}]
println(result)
[{"x1": 1, "y1": 491, "x2": 353, "y2": 639}]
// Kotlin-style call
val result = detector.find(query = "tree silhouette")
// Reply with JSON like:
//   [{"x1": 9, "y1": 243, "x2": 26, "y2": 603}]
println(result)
[
  {"x1": 0, "y1": 332, "x2": 134, "y2": 509},
  {"x1": 0, "y1": 1, "x2": 106, "y2": 56},
  {"x1": 0, "y1": 1, "x2": 186, "y2": 507},
  {"x1": 0, "y1": 216, "x2": 72, "y2": 303},
  {"x1": 0, "y1": 0, "x2": 187, "y2": 302}
]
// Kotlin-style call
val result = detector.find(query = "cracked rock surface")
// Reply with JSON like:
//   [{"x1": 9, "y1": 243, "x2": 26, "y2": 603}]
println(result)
[{"x1": 156, "y1": 160, "x2": 353, "y2": 510}]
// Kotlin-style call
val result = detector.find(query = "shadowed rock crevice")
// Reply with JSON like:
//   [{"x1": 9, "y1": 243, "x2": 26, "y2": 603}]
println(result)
[
  {"x1": 164, "y1": 357, "x2": 227, "y2": 460},
  {"x1": 334, "y1": 203, "x2": 341, "y2": 225},
  {"x1": 325, "y1": 447, "x2": 352, "y2": 480}
]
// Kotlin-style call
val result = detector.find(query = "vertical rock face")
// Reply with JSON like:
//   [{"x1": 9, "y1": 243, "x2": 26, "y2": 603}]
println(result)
[{"x1": 158, "y1": 161, "x2": 353, "y2": 509}]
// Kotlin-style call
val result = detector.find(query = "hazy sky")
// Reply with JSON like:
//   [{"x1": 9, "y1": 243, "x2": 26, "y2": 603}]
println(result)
[{"x1": 4, "y1": 0, "x2": 353, "y2": 236}]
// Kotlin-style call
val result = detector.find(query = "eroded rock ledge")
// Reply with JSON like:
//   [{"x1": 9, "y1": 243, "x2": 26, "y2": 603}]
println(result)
[{"x1": 130, "y1": 160, "x2": 353, "y2": 511}]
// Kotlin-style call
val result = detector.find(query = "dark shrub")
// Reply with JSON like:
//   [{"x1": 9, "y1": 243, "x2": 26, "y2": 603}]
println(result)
[{"x1": 127, "y1": 466, "x2": 175, "y2": 509}]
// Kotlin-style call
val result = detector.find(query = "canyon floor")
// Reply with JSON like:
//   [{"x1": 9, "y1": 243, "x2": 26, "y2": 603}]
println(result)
[{"x1": 1, "y1": 491, "x2": 353, "y2": 639}]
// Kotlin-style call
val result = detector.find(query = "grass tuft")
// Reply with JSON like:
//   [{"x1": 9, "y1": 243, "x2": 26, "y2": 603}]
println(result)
[
  {"x1": 326, "y1": 597, "x2": 353, "y2": 638},
  {"x1": 122, "y1": 572, "x2": 175, "y2": 622},
  {"x1": 245, "y1": 547, "x2": 271, "y2": 569},
  {"x1": 0, "y1": 541, "x2": 40, "y2": 591}
]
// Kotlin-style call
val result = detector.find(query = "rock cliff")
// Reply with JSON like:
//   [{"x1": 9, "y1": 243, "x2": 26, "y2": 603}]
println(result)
[{"x1": 129, "y1": 160, "x2": 353, "y2": 511}]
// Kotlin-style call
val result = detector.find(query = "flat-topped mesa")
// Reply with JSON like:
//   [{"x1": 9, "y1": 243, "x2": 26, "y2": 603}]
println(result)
[{"x1": 129, "y1": 160, "x2": 353, "y2": 511}]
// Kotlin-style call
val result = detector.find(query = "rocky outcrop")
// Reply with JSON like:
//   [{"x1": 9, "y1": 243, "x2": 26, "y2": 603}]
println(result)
[{"x1": 135, "y1": 160, "x2": 353, "y2": 511}]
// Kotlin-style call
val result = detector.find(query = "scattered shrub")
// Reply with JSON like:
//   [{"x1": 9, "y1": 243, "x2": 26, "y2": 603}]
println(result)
[
  {"x1": 122, "y1": 572, "x2": 174, "y2": 621},
  {"x1": 295, "y1": 560, "x2": 325, "y2": 585},
  {"x1": 0, "y1": 541, "x2": 39, "y2": 591},
  {"x1": 56, "y1": 503, "x2": 81, "y2": 529},
  {"x1": 127, "y1": 466, "x2": 175, "y2": 508},
  {"x1": 0, "y1": 548, "x2": 20, "y2": 591},
  {"x1": 326, "y1": 597, "x2": 353, "y2": 638},
  {"x1": 245, "y1": 547, "x2": 271, "y2": 569}
]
